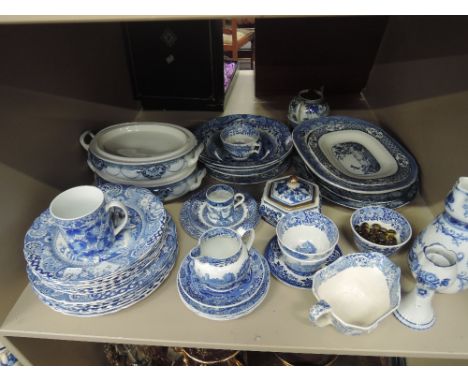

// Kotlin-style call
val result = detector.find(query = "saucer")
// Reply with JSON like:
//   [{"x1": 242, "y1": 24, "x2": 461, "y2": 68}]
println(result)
[
  {"x1": 180, "y1": 189, "x2": 260, "y2": 238},
  {"x1": 24, "y1": 185, "x2": 167, "y2": 286},
  {"x1": 264, "y1": 236, "x2": 343, "y2": 289},
  {"x1": 177, "y1": 249, "x2": 270, "y2": 320},
  {"x1": 177, "y1": 248, "x2": 265, "y2": 308},
  {"x1": 30, "y1": 219, "x2": 178, "y2": 316}
]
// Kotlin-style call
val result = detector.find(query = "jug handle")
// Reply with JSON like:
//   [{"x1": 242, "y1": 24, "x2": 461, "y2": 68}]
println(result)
[{"x1": 309, "y1": 300, "x2": 333, "y2": 328}]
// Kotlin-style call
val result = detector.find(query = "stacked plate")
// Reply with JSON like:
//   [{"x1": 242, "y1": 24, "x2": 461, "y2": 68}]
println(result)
[
  {"x1": 194, "y1": 114, "x2": 293, "y2": 184},
  {"x1": 81, "y1": 122, "x2": 206, "y2": 202},
  {"x1": 293, "y1": 116, "x2": 419, "y2": 209},
  {"x1": 24, "y1": 184, "x2": 178, "y2": 317}
]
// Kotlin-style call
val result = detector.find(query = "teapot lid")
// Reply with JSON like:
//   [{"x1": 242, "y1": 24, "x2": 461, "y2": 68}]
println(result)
[{"x1": 269, "y1": 175, "x2": 315, "y2": 207}]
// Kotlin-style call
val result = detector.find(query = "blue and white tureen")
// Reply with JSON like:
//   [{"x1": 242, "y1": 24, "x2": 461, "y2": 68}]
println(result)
[{"x1": 260, "y1": 175, "x2": 321, "y2": 226}]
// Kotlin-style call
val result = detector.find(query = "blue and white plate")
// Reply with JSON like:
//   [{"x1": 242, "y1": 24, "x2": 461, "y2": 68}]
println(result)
[
  {"x1": 206, "y1": 159, "x2": 290, "y2": 185},
  {"x1": 264, "y1": 236, "x2": 343, "y2": 289},
  {"x1": 180, "y1": 189, "x2": 260, "y2": 238},
  {"x1": 30, "y1": 219, "x2": 178, "y2": 316},
  {"x1": 177, "y1": 249, "x2": 270, "y2": 320},
  {"x1": 29, "y1": 218, "x2": 177, "y2": 305},
  {"x1": 178, "y1": 248, "x2": 265, "y2": 308},
  {"x1": 24, "y1": 185, "x2": 167, "y2": 286},
  {"x1": 293, "y1": 117, "x2": 419, "y2": 193},
  {"x1": 195, "y1": 114, "x2": 293, "y2": 169}
]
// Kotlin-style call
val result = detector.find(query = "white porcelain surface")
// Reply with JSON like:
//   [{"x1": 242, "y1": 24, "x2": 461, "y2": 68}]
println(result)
[
  {"x1": 83, "y1": 122, "x2": 197, "y2": 164},
  {"x1": 310, "y1": 252, "x2": 401, "y2": 335}
]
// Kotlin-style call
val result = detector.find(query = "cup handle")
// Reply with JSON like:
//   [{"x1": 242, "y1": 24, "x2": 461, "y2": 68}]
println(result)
[
  {"x1": 233, "y1": 193, "x2": 245, "y2": 209},
  {"x1": 252, "y1": 143, "x2": 262, "y2": 154},
  {"x1": 309, "y1": 300, "x2": 333, "y2": 328},
  {"x1": 79, "y1": 130, "x2": 95, "y2": 151},
  {"x1": 238, "y1": 228, "x2": 255, "y2": 251},
  {"x1": 105, "y1": 201, "x2": 129, "y2": 236}
]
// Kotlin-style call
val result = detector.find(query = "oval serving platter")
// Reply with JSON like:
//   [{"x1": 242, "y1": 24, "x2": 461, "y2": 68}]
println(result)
[{"x1": 293, "y1": 116, "x2": 419, "y2": 193}]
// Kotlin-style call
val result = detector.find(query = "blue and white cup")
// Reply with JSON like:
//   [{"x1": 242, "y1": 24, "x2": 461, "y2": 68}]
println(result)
[
  {"x1": 206, "y1": 184, "x2": 245, "y2": 223},
  {"x1": 220, "y1": 121, "x2": 262, "y2": 160},
  {"x1": 49, "y1": 185, "x2": 128, "y2": 262},
  {"x1": 189, "y1": 227, "x2": 254, "y2": 291}
]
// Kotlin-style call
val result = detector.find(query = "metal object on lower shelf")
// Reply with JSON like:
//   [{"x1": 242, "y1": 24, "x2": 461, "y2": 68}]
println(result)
[
  {"x1": 174, "y1": 347, "x2": 243, "y2": 366},
  {"x1": 274, "y1": 352, "x2": 339, "y2": 366},
  {"x1": 104, "y1": 344, "x2": 176, "y2": 366}
]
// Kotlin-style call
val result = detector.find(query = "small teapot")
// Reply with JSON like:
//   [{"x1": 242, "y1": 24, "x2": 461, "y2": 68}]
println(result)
[
  {"x1": 287, "y1": 88, "x2": 330, "y2": 127},
  {"x1": 189, "y1": 227, "x2": 254, "y2": 291}
]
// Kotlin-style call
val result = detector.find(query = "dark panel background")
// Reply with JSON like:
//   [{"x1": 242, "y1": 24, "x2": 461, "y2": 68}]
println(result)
[{"x1": 255, "y1": 16, "x2": 388, "y2": 97}]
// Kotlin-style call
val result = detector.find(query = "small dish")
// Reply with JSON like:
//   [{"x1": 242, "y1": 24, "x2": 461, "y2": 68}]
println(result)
[{"x1": 350, "y1": 206, "x2": 412, "y2": 256}]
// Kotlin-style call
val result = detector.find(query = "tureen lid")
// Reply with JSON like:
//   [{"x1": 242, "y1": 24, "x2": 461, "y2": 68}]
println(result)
[{"x1": 268, "y1": 175, "x2": 316, "y2": 208}]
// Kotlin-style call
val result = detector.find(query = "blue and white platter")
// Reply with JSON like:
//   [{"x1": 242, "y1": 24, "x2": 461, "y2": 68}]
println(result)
[
  {"x1": 177, "y1": 249, "x2": 270, "y2": 320},
  {"x1": 195, "y1": 114, "x2": 293, "y2": 170},
  {"x1": 264, "y1": 236, "x2": 343, "y2": 289},
  {"x1": 29, "y1": 218, "x2": 178, "y2": 317},
  {"x1": 293, "y1": 116, "x2": 419, "y2": 193},
  {"x1": 180, "y1": 189, "x2": 260, "y2": 238},
  {"x1": 24, "y1": 185, "x2": 167, "y2": 286}
]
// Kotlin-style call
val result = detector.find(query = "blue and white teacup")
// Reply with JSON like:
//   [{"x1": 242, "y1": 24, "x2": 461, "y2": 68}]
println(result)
[
  {"x1": 277, "y1": 210, "x2": 339, "y2": 262},
  {"x1": 49, "y1": 185, "x2": 128, "y2": 262},
  {"x1": 220, "y1": 121, "x2": 262, "y2": 160},
  {"x1": 189, "y1": 227, "x2": 254, "y2": 291},
  {"x1": 206, "y1": 184, "x2": 245, "y2": 223}
]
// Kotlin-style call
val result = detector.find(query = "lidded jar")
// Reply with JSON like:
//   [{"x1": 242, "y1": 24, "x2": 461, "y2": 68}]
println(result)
[
  {"x1": 259, "y1": 175, "x2": 321, "y2": 226},
  {"x1": 287, "y1": 88, "x2": 330, "y2": 127}
]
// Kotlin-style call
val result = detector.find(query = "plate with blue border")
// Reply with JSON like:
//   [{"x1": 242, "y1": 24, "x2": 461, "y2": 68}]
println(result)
[{"x1": 177, "y1": 249, "x2": 270, "y2": 320}]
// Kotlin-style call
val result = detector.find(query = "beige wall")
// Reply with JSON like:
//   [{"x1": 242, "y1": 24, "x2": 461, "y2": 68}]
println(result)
[{"x1": 365, "y1": 16, "x2": 468, "y2": 215}]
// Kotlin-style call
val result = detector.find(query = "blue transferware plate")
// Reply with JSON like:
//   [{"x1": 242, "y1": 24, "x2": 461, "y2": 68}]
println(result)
[
  {"x1": 177, "y1": 248, "x2": 265, "y2": 308},
  {"x1": 30, "y1": 220, "x2": 178, "y2": 316},
  {"x1": 177, "y1": 249, "x2": 270, "y2": 320},
  {"x1": 293, "y1": 117, "x2": 419, "y2": 193},
  {"x1": 207, "y1": 158, "x2": 290, "y2": 185},
  {"x1": 24, "y1": 185, "x2": 167, "y2": 285},
  {"x1": 264, "y1": 236, "x2": 343, "y2": 289},
  {"x1": 180, "y1": 189, "x2": 260, "y2": 239},
  {"x1": 195, "y1": 114, "x2": 293, "y2": 169},
  {"x1": 29, "y1": 218, "x2": 177, "y2": 305}
]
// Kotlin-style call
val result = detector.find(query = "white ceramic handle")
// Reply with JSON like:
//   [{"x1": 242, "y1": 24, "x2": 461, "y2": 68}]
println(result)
[
  {"x1": 252, "y1": 142, "x2": 262, "y2": 154},
  {"x1": 186, "y1": 143, "x2": 204, "y2": 167},
  {"x1": 309, "y1": 300, "x2": 333, "y2": 328},
  {"x1": 188, "y1": 168, "x2": 206, "y2": 191},
  {"x1": 233, "y1": 193, "x2": 245, "y2": 208},
  {"x1": 239, "y1": 228, "x2": 255, "y2": 251},
  {"x1": 79, "y1": 130, "x2": 95, "y2": 151},
  {"x1": 105, "y1": 201, "x2": 129, "y2": 236}
]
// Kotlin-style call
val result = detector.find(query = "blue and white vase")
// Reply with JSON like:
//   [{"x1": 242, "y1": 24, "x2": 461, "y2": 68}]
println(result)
[{"x1": 394, "y1": 177, "x2": 468, "y2": 330}]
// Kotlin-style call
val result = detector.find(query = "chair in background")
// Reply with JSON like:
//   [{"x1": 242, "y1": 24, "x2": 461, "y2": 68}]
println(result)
[{"x1": 223, "y1": 18, "x2": 255, "y2": 69}]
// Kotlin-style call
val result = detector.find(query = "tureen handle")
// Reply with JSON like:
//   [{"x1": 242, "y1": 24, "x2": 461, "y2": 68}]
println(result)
[
  {"x1": 79, "y1": 130, "x2": 95, "y2": 151},
  {"x1": 186, "y1": 143, "x2": 205, "y2": 167},
  {"x1": 309, "y1": 300, "x2": 333, "y2": 328}
]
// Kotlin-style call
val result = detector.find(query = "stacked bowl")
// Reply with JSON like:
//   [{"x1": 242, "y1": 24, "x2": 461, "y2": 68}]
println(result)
[
  {"x1": 80, "y1": 122, "x2": 206, "y2": 202},
  {"x1": 24, "y1": 184, "x2": 178, "y2": 316},
  {"x1": 194, "y1": 114, "x2": 293, "y2": 184}
]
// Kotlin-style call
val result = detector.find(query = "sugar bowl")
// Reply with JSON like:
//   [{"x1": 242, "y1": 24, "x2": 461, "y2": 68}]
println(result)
[{"x1": 259, "y1": 175, "x2": 321, "y2": 226}]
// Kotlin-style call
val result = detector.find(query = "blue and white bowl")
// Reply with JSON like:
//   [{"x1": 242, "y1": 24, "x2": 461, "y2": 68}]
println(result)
[
  {"x1": 276, "y1": 210, "x2": 339, "y2": 262},
  {"x1": 350, "y1": 206, "x2": 412, "y2": 256}
]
